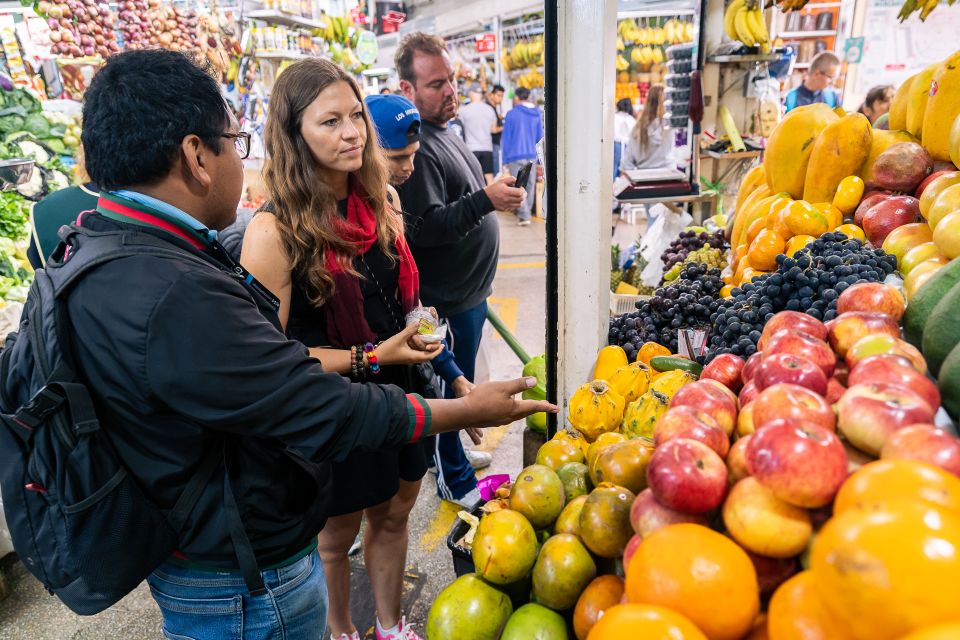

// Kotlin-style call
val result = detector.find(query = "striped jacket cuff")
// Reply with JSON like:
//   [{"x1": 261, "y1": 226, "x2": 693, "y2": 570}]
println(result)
[{"x1": 405, "y1": 393, "x2": 432, "y2": 442}]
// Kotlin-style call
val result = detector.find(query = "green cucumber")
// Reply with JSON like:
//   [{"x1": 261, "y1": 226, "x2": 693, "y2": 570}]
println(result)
[{"x1": 650, "y1": 355, "x2": 703, "y2": 375}]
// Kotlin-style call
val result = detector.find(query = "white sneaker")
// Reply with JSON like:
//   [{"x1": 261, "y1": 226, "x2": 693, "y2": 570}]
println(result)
[
  {"x1": 331, "y1": 633, "x2": 360, "y2": 640},
  {"x1": 448, "y1": 487, "x2": 482, "y2": 510},
  {"x1": 465, "y1": 449, "x2": 492, "y2": 470},
  {"x1": 518, "y1": 219, "x2": 531, "y2": 226},
  {"x1": 377, "y1": 615, "x2": 422, "y2": 640},
  {"x1": 347, "y1": 534, "x2": 361, "y2": 556}
]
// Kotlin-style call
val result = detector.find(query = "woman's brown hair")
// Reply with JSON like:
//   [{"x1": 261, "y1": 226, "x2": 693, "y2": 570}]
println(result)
[
  {"x1": 263, "y1": 58, "x2": 401, "y2": 307},
  {"x1": 632, "y1": 84, "x2": 666, "y2": 151}
]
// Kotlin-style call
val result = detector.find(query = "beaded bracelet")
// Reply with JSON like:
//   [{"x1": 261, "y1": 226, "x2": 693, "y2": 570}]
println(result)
[
  {"x1": 349, "y1": 345, "x2": 360, "y2": 381},
  {"x1": 364, "y1": 342, "x2": 380, "y2": 375}
]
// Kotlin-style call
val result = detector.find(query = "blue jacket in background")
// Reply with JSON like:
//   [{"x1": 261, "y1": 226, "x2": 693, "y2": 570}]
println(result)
[{"x1": 502, "y1": 103, "x2": 543, "y2": 165}]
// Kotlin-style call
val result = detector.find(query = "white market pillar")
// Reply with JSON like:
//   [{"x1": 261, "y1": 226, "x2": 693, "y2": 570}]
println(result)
[{"x1": 553, "y1": 0, "x2": 617, "y2": 416}]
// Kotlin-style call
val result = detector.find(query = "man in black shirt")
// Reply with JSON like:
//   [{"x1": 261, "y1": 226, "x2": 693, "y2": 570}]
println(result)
[
  {"x1": 396, "y1": 32, "x2": 526, "y2": 507},
  {"x1": 12, "y1": 49, "x2": 553, "y2": 637},
  {"x1": 487, "y1": 84, "x2": 505, "y2": 175}
]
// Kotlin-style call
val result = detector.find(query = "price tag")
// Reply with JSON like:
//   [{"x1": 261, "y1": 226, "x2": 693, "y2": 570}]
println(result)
[{"x1": 475, "y1": 33, "x2": 497, "y2": 53}]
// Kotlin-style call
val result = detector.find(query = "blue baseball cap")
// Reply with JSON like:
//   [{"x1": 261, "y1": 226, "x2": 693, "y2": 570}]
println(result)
[{"x1": 365, "y1": 94, "x2": 421, "y2": 150}]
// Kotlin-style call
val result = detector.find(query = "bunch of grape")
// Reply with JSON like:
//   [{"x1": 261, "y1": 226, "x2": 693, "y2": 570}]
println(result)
[
  {"x1": 663, "y1": 246, "x2": 726, "y2": 282},
  {"x1": 609, "y1": 263, "x2": 725, "y2": 360},
  {"x1": 707, "y1": 232, "x2": 898, "y2": 360},
  {"x1": 661, "y1": 230, "x2": 727, "y2": 270}
]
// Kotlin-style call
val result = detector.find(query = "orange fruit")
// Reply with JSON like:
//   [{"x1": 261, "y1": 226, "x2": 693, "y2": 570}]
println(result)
[
  {"x1": 899, "y1": 623, "x2": 960, "y2": 640},
  {"x1": 767, "y1": 571, "x2": 854, "y2": 640},
  {"x1": 626, "y1": 524, "x2": 759, "y2": 640},
  {"x1": 586, "y1": 604, "x2": 707, "y2": 640},
  {"x1": 813, "y1": 202, "x2": 844, "y2": 230},
  {"x1": 574, "y1": 575, "x2": 625, "y2": 640},
  {"x1": 833, "y1": 459, "x2": 960, "y2": 516},
  {"x1": 834, "y1": 223, "x2": 866, "y2": 242},
  {"x1": 832, "y1": 175, "x2": 865, "y2": 215},
  {"x1": 784, "y1": 234, "x2": 815, "y2": 257},
  {"x1": 811, "y1": 500, "x2": 960, "y2": 639}
]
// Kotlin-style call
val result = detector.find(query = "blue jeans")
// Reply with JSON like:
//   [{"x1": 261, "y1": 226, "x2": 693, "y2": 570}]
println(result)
[
  {"x1": 492, "y1": 143, "x2": 501, "y2": 175},
  {"x1": 434, "y1": 300, "x2": 488, "y2": 500},
  {"x1": 614, "y1": 141, "x2": 623, "y2": 180},
  {"x1": 146, "y1": 550, "x2": 327, "y2": 640}
]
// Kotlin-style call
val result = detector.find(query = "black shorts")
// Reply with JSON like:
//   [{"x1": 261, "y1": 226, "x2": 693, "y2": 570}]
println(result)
[
  {"x1": 327, "y1": 437, "x2": 434, "y2": 516},
  {"x1": 473, "y1": 151, "x2": 494, "y2": 175}
]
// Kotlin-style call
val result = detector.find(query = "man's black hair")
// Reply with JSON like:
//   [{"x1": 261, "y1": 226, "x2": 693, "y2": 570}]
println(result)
[
  {"x1": 515, "y1": 87, "x2": 531, "y2": 101},
  {"x1": 491, "y1": 84, "x2": 505, "y2": 94},
  {"x1": 82, "y1": 50, "x2": 230, "y2": 191}
]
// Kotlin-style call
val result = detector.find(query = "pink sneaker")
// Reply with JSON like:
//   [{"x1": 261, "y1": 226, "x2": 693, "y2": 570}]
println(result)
[{"x1": 376, "y1": 616, "x2": 422, "y2": 640}]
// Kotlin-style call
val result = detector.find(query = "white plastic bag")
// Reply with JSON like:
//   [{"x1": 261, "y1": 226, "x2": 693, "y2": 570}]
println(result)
[{"x1": 638, "y1": 205, "x2": 692, "y2": 286}]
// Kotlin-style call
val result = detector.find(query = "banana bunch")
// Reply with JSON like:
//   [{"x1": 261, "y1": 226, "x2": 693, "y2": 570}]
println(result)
[
  {"x1": 504, "y1": 38, "x2": 544, "y2": 71},
  {"x1": 663, "y1": 19, "x2": 695, "y2": 44},
  {"x1": 517, "y1": 69, "x2": 544, "y2": 90},
  {"x1": 723, "y1": 0, "x2": 771, "y2": 53},
  {"x1": 630, "y1": 46, "x2": 664, "y2": 66},
  {"x1": 315, "y1": 14, "x2": 353, "y2": 46},
  {"x1": 898, "y1": 0, "x2": 955, "y2": 21},
  {"x1": 616, "y1": 54, "x2": 630, "y2": 72}
]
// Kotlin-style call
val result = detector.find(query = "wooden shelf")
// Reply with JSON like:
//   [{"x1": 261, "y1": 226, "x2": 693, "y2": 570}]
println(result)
[
  {"x1": 246, "y1": 9, "x2": 326, "y2": 30},
  {"x1": 707, "y1": 53, "x2": 781, "y2": 64},
  {"x1": 779, "y1": 30, "x2": 837, "y2": 38}
]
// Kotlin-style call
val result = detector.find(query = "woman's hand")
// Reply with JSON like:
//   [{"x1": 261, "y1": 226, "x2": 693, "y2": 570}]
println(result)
[
  {"x1": 406, "y1": 307, "x2": 441, "y2": 351},
  {"x1": 376, "y1": 323, "x2": 444, "y2": 366}
]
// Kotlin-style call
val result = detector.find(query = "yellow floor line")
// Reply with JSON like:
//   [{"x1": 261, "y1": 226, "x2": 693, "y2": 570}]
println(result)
[
  {"x1": 487, "y1": 296, "x2": 518, "y2": 342},
  {"x1": 497, "y1": 261, "x2": 545, "y2": 270},
  {"x1": 473, "y1": 423, "x2": 512, "y2": 455},
  {"x1": 419, "y1": 501, "x2": 461, "y2": 553}
]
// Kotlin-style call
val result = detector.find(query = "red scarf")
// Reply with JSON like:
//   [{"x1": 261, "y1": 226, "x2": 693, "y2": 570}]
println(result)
[{"x1": 323, "y1": 188, "x2": 419, "y2": 347}]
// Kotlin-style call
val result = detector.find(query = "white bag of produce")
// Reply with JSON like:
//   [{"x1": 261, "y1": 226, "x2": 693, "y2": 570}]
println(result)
[{"x1": 639, "y1": 205, "x2": 692, "y2": 286}]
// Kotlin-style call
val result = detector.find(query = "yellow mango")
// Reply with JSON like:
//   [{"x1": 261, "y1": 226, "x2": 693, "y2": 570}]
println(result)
[
  {"x1": 906, "y1": 62, "x2": 941, "y2": 139},
  {"x1": 860, "y1": 129, "x2": 918, "y2": 184},
  {"x1": 922, "y1": 50, "x2": 960, "y2": 162},
  {"x1": 888, "y1": 73, "x2": 916, "y2": 131},
  {"x1": 951, "y1": 113, "x2": 960, "y2": 169},
  {"x1": 765, "y1": 103, "x2": 839, "y2": 199},
  {"x1": 734, "y1": 164, "x2": 768, "y2": 217},
  {"x1": 802, "y1": 113, "x2": 873, "y2": 204}
]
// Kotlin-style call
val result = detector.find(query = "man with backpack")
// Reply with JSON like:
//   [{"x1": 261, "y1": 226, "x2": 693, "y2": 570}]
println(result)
[{"x1": 0, "y1": 50, "x2": 554, "y2": 638}]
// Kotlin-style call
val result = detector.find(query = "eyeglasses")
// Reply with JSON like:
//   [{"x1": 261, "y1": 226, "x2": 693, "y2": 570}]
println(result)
[{"x1": 222, "y1": 132, "x2": 251, "y2": 159}]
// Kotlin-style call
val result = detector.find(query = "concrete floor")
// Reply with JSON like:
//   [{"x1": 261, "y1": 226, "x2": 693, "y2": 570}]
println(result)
[{"x1": 0, "y1": 211, "x2": 558, "y2": 640}]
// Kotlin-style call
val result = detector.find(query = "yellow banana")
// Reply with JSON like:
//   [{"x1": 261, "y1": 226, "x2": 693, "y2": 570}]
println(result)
[
  {"x1": 734, "y1": 6, "x2": 757, "y2": 46},
  {"x1": 746, "y1": 6, "x2": 769, "y2": 46},
  {"x1": 725, "y1": 0, "x2": 746, "y2": 41}
]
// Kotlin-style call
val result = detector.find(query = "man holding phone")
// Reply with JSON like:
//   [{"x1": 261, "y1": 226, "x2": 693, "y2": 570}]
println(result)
[
  {"x1": 395, "y1": 33, "x2": 526, "y2": 508},
  {"x1": 501, "y1": 87, "x2": 544, "y2": 226}
]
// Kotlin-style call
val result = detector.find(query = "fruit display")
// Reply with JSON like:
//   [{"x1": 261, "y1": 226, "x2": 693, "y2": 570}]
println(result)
[
  {"x1": 723, "y1": 0, "x2": 772, "y2": 53},
  {"x1": 38, "y1": 0, "x2": 121, "y2": 59},
  {"x1": 500, "y1": 37, "x2": 544, "y2": 73}
]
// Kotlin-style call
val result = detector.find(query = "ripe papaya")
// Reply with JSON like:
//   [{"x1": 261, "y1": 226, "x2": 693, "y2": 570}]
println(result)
[
  {"x1": 922, "y1": 50, "x2": 960, "y2": 162},
  {"x1": 802, "y1": 113, "x2": 873, "y2": 204},
  {"x1": 888, "y1": 73, "x2": 916, "y2": 131},
  {"x1": 860, "y1": 129, "x2": 918, "y2": 185},
  {"x1": 592, "y1": 345, "x2": 628, "y2": 382},
  {"x1": 906, "y1": 62, "x2": 941, "y2": 139},
  {"x1": 765, "y1": 104, "x2": 839, "y2": 199},
  {"x1": 734, "y1": 164, "x2": 768, "y2": 216}
]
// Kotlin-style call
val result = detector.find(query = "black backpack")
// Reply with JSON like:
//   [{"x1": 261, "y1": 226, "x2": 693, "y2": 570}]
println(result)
[{"x1": 0, "y1": 225, "x2": 265, "y2": 614}]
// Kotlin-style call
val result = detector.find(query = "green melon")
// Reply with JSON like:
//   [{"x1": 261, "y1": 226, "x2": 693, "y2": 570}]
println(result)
[
  {"x1": 904, "y1": 258, "x2": 960, "y2": 347},
  {"x1": 921, "y1": 283, "x2": 960, "y2": 376}
]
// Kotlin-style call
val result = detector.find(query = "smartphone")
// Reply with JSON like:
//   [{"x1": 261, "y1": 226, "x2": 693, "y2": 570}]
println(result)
[{"x1": 514, "y1": 161, "x2": 534, "y2": 189}]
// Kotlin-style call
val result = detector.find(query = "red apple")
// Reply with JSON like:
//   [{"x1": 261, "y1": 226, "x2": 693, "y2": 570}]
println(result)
[
  {"x1": 739, "y1": 380, "x2": 759, "y2": 407},
  {"x1": 758, "y1": 311, "x2": 828, "y2": 350},
  {"x1": 701, "y1": 353, "x2": 746, "y2": 393},
  {"x1": 746, "y1": 550, "x2": 799, "y2": 600},
  {"x1": 647, "y1": 438, "x2": 729, "y2": 514},
  {"x1": 825, "y1": 377, "x2": 846, "y2": 404},
  {"x1": 737, "y1": 402, "x2": 757, "y2": 437},
  {"x1": 845, "y1": 334, "x2": 927, "y2": 374},
  {"x1": 880, "y1": 424, "x2": 960, "y2": 477},
  {"x1": 623, "y1": 534, "x2": 642, "y2": 567},
  {"x1": 755, "y1": 352, "x2": 829, "y2": 396},
  {"x1": 854, "y1": 190, "x2": 892, "y2": 227},
  {"x1": 752, "y1": 383, "x2": 836, "y2": 432},
  {"x1": 862, "y1": 195, "x2": 920, "y2": 245},
  {"x1": 836, "y1": 383, "x2": 938, "y2": 455},
  {"x1": 653, "y1": 406, "x2": 730, "y2": 458},
  {"x1": 727, "y1": 435, "x2": 752, "y2": 483},
  {"x1": 915, "y1": 170, "x2": 953, "y2": 198},
  {"x1": 628, "y1": 488, "x2": 710, "y2": 538},
  {"x1": 741, "y1": 352, "x2": 764, "y2": 384},
  {"x1": 763, "y1": 330, "x2": 836, "y2": 378},
  {"x1": 700, "y1": 378, "x2": 740, "y2": 409},
  {"x1": 670, "y1": 381, "x2": 738, "y2": 436},
  {"x1": 825, "y1": 311, "x2": 901, "y2": 358},
  {"x1": 837, "y1": 282, "x2": 906, "y2": 321},
  {"x1": 848, "y1": 354, "x2": 940, "y2": 412},
  {"x1": 746, "y1": 419, "x2": 848, "y2": 508}
]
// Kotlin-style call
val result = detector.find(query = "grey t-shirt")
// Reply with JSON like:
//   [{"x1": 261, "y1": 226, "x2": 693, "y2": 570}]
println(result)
[{"x1": 458, "y1": 101, "x2": 497, "y2": 153}]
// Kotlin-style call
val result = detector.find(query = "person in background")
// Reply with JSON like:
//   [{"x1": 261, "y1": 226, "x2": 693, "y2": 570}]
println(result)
[
  {"x1": 858, "y1": 84, "x2": 894, "y2": 124},
  {"x1": 487, "y1": 84, "x2": 505, "y2": 175},
  {"x1": 41, "y1": 49, "x2": 553, "y2": 640},
  {"x1": 501, "y1": 87, "x2": 543, "y2": 226},
  {"x1": 366, "y1": 93, "x2": 422, "y2": 188},
  {"x1": 26, "y1": 149, "x2": 98, "y2": 269},
  {"x1": 613, "y1": 97, "x2": 636, "y2": 179},
  {"x1": 380, "y1": 87, "x2": 392, "y2": 95},
  {"x1": 395, "y1": 32, "x2": 527, "y2": 508},
  {"x1": 620, "y1": 85, "x2": 674, "y2": 172},
  {"x1": 458, "y1": 88, "x2": 499, "y2": 184},
  {"x1": 784, "y1": 51, "x2": 840, "y2": 112}
]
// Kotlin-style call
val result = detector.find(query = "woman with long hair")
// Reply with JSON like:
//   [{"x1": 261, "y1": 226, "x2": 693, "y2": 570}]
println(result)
[
  {"x1": 620, "y1": 85, "x2": 674, "y2": 172},
  {"x1": 241, "y1": 58, "x2": 471, "y2": 640}
]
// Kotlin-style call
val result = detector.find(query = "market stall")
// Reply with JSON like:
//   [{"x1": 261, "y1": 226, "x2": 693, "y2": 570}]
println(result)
[{"x1": 426, "y1": 1, "x2": 960, "y2": 638}]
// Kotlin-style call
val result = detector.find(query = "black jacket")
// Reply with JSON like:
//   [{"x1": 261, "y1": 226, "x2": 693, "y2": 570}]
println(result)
[{"x1": 61, "y1": 213, "x2": 419, "y2": 569}]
